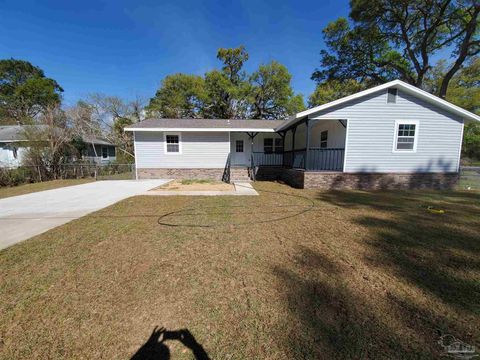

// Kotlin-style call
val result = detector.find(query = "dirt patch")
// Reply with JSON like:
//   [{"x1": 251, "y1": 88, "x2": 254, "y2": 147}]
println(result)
[{"x1": 151, "y1": 179, "x2": 234, "y2": 192}]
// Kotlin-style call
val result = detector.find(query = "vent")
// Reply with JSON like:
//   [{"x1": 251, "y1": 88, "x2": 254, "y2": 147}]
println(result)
[{"x1": 387, "y1": 88, "x2": 398, "y2": 104}]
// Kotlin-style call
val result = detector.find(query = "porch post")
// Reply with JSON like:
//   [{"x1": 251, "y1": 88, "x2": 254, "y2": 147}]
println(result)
[
  {"x1": 292, "y1": 126, "x2": 297, "y2": 168},
  {"x1": 305, "y1": 118, "x2": 310, "y2": 170},
  {"x1": 278, "y1": 131, "x2": 286, "y2": 167}
]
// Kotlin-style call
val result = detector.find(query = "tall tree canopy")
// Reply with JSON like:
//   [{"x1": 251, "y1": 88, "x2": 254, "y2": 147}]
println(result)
[
  {"x1": 146, "y1": 74, "x2": 206, "y2": 118},
  {"x1": 146, "y1": 46, "x2": 304, "y2": 120},
  {"x1": 249, "y1": 61, "x2": 305, "y2": 119},
  {"x1": 312, "y1": 0, "x2": 480, "y2": 98},
  {"x1": 0, "y1": 59, "x2": 63, "y2": 124},
  {"x1": 308, "y1": 79, "x2": 366, "y2": 107}
]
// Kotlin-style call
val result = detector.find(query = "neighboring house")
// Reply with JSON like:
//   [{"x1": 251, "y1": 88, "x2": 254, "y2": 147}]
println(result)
[
  {"x1": 0, "y1": 125, "x2": 116, "y2": 168},
  {"x1": 80, "y1": 135, "x2": 117, "y2": 164},
  {"x1": 125, "y1": 80, "x2": 480, "y2": 189}
]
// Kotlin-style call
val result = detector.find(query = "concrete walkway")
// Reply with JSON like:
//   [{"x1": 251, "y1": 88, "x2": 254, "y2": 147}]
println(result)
[
  {"x1": 144, "y1": 182, "x2": 259, "y2": 196},
  {"x1": 0, "y1": 180, "x2": 168, "y2": 250}
]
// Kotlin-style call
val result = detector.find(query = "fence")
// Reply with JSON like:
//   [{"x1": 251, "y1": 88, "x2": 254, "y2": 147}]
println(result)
[
  {"x1": 0, "y1": 163, "x2": 135, "y2": 186},
  {"x1": 458, "y1": 166, "x2": 480, "y2": 191}
]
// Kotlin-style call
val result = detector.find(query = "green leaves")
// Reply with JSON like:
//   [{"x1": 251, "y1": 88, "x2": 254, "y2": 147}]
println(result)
[
  {"x1": 147, "y1": 46, "x2": 304, "y2": 120},
  {"x1": 0, "y1": 59, "x2": 63, "y2": 124},
  {"x1": 249, "y1": 61, "x2": 305, "y2": 119},
  {"x1": 313, "y1": 0, "x2": 480, "y2": 96},
  {"x1": 146, "y1": 74, "x2": 206, "y2": 119},
  {"x1": 308, "y1": 79, "x2": 367, "y2": 107}
]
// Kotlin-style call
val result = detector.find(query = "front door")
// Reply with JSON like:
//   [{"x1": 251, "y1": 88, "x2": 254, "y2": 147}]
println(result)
[{"x1": 232, "y1": 139, "x2": 247, "y2": 165}]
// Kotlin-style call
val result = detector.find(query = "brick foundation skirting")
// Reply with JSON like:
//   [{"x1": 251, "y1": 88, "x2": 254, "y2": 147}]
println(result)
[
  {"x1": 303, "y1": 171, "x2": 459, "y2": 190},
  {"x1": 138, "y1": 168, "x2": 225, "y2": 180},
  {"x1": 255, "y1": 166, "x2": 459, "y2": 190},
  {"x1": 138, "y1": 166, "x2": 459, "y2": 190}
]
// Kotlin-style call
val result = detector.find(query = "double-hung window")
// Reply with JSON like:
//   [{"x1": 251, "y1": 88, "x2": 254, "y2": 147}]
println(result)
[
  {"x1": 165, "y1": 133, "x2": 181, "y2": 154},
  {"x1": 394, "y1": 121, "x2": 418, "y2": 152},
  {"x1": 264, "y1": 138, "x2": 283, "y2": 153}
]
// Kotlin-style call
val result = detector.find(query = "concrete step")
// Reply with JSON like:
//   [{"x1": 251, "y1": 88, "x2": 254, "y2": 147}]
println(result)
[{"x1": 230, "y1": 167, "x2": 251, "y2": 182}]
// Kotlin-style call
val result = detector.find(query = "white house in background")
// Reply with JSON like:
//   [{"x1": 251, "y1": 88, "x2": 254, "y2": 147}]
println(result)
[
  {"x1": 0, "y1": 125, "x2": 117, "y2": 168},
  {"x1": 125, "y1": 80, "x2": 480, "y2": 189}
]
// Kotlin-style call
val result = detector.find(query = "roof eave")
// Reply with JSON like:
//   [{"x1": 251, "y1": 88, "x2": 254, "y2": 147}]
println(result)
[{"x1": 124, "y1": 127, "x2": 278, "y2": 132}]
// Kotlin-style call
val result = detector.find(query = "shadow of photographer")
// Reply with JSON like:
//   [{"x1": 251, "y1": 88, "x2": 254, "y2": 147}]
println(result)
[{"x1": 131, "y1": 326, "x2": 210, "y2": 360}]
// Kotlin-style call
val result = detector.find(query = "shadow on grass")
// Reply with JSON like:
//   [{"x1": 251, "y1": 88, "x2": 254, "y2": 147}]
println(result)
[
  {"x1": 273, "y1": 191, "x2": 480, "y2": 358},
  {"x1": 273, "y1": 247, "x2": 420, "y2": 359},
  {"x1": 318, "y1": 190, "x2": 480, "y2": 313},
  {"x1": 131, "y1": 327, "x2": 210, "y2": 360}
]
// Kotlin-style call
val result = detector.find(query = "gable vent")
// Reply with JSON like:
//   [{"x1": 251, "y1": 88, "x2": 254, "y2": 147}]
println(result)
[{"x1": 387, "y1": 88, "x2": 398, "y2": 103}]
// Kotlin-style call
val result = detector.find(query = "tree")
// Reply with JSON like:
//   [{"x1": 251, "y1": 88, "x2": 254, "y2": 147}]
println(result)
[
  {"x1": 249, "y1": 61, "x2": 305, "y2": 119},
  {"x1": 146, "y1": 74, "x2": 206, "y2": 118},
  {"x1": 23, "y1": 104, "x2": 72, "y2": 180},
  {"x1": 0, "y1": 59, "x2": 63, "y2": 124},
  {"x1": 67, "y1": 95, "x2": 144, "y2": 162},
  {"x1": 202, "y1": 46, "x2": 250, "y2": 119},
  {"x1": 216, "y1": 46, "x2": 249, "y2": 85},
  {"x1": 424, "y1": 57, "x2": 480, "y2": 160},
  {"x1": 313, "y1": 0, "x2": 480, "y2": 98},
  {"x1": 309, "y1": 79, "x2": 367, "y2": 107}
]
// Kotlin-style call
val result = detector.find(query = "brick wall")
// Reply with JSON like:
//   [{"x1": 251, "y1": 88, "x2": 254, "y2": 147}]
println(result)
[
  {"x1": 138, "y1": 168, "x2": 225, "y2": 180},
  {"x1": 138, "y1": 166, "x2": 459, "y2": 190},
  {"x1": 303, "y1": 171, "x2": 459, "y2": 190}
]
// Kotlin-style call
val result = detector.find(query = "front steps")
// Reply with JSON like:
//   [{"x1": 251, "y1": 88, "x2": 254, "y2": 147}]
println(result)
[{"x1": 230, "y1": 167, "x2": 251, "y2": 182}]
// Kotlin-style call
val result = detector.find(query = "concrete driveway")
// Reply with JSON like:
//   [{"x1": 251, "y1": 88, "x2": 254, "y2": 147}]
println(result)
[{"x1": 0, "y1": 180, "x2": 168, "y2": 250}]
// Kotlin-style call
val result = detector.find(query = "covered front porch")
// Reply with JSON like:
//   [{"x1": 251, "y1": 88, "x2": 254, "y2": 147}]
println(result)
[{"x1": 229, "y1": 118, "x2": 346, "y2": 173}]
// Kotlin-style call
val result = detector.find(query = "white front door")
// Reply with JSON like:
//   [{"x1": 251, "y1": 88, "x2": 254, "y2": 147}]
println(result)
[{"x1": 230, "y1": 133, "x2": 251, "y2": 166}]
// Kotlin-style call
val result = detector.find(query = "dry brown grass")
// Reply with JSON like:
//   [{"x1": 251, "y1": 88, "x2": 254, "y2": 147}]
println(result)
[
  {"x1": 0, "y1": 182, "x2": 479, "y2": 359},
  {"x1": 0, "y1": 178, "x2": 94, "y2": 199},
  {"x1": 153, "y1": 180, "x2": 234, "y2": 192}
]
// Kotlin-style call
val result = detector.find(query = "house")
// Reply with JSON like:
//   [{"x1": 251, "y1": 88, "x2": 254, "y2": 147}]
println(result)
[
  {"x1": 80, "y1": 135, "x2": 117, "y2": 164},
  {"x1": 125, "y1": 80, "x2": 480, "y2": 189},
  {"x1": 0, "y1": 125, "x2": 116, "y2": 168}
]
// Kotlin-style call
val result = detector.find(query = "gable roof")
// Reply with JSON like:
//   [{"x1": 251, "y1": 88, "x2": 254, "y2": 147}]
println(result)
[
  {"x1": 276, "y1": 80, "x2": 480, "y2": 131},
  {"x1": 125, "y1": 118, "x2": 285, "y2": 132}
]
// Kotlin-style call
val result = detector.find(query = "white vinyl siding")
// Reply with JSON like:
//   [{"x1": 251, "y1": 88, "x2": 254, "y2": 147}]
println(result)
[
  {"x1": 309, "y1": 89, "x2": 463, "y2": 173},
  {"x1": 135, "y1": 131, "x2": 229, "y2": 168}
]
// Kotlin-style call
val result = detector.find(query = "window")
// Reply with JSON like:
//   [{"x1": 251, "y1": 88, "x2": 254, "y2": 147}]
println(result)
[
  {"x1": 264, "y1": 138, "x2": 273, "y2": 153},
  {"x1": 102, "y1": 146, "x2": 108, "y2": 159},
  {"x1": 264, "y1": 138, "x2": 283, "y2": 153},
  {"x1": 274, "y1": 138, "x2": 283, "y2": 153},
  {"x1": 394, "y1": 121, "x2": 418, "y2": 152},
  {"x1": 387, "y1": 88, "x2": 397, "y2": 103},
  {"x1": 235, "y1": 140, "x2": 244, "y2": 153},
  {"x1": 320, "y1": 131, "x2": 328, "y2": 148},
  {"x1": 165, "y1": 133, "x2": 181, "y2": 153}
]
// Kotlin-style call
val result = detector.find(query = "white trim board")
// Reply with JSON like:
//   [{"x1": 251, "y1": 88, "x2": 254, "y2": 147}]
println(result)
[{"x1": 124, "y1": 127, "x2": 277, "y2": 132}]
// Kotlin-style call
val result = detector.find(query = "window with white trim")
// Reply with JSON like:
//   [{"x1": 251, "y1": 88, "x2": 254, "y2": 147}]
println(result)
[
  {"x1": 320, "y1": 130, "x2": 328, "y2": 148},
  {"x1": 165, "y1": 134, "x2": 180, "y2": 153},
  {"x1": 395, "y1": 122, "x2": 417, "y2": 151},
  {"x1": 235, "y1": 140, "x2": 244, "y2": 153}
]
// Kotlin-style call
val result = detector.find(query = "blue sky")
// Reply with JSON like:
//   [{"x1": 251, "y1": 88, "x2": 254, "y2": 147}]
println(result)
[{"x1": 0, "y1": 0, "x2": 350, "y2": 106}]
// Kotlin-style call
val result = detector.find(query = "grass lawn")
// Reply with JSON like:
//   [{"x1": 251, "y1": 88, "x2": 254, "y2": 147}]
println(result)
[
  {"x1": 0, "y1": 182, "x2": 479, "y2": 359},
  {"x1": 0, "y1": 178, "x2": 94, "y2": 199}
]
